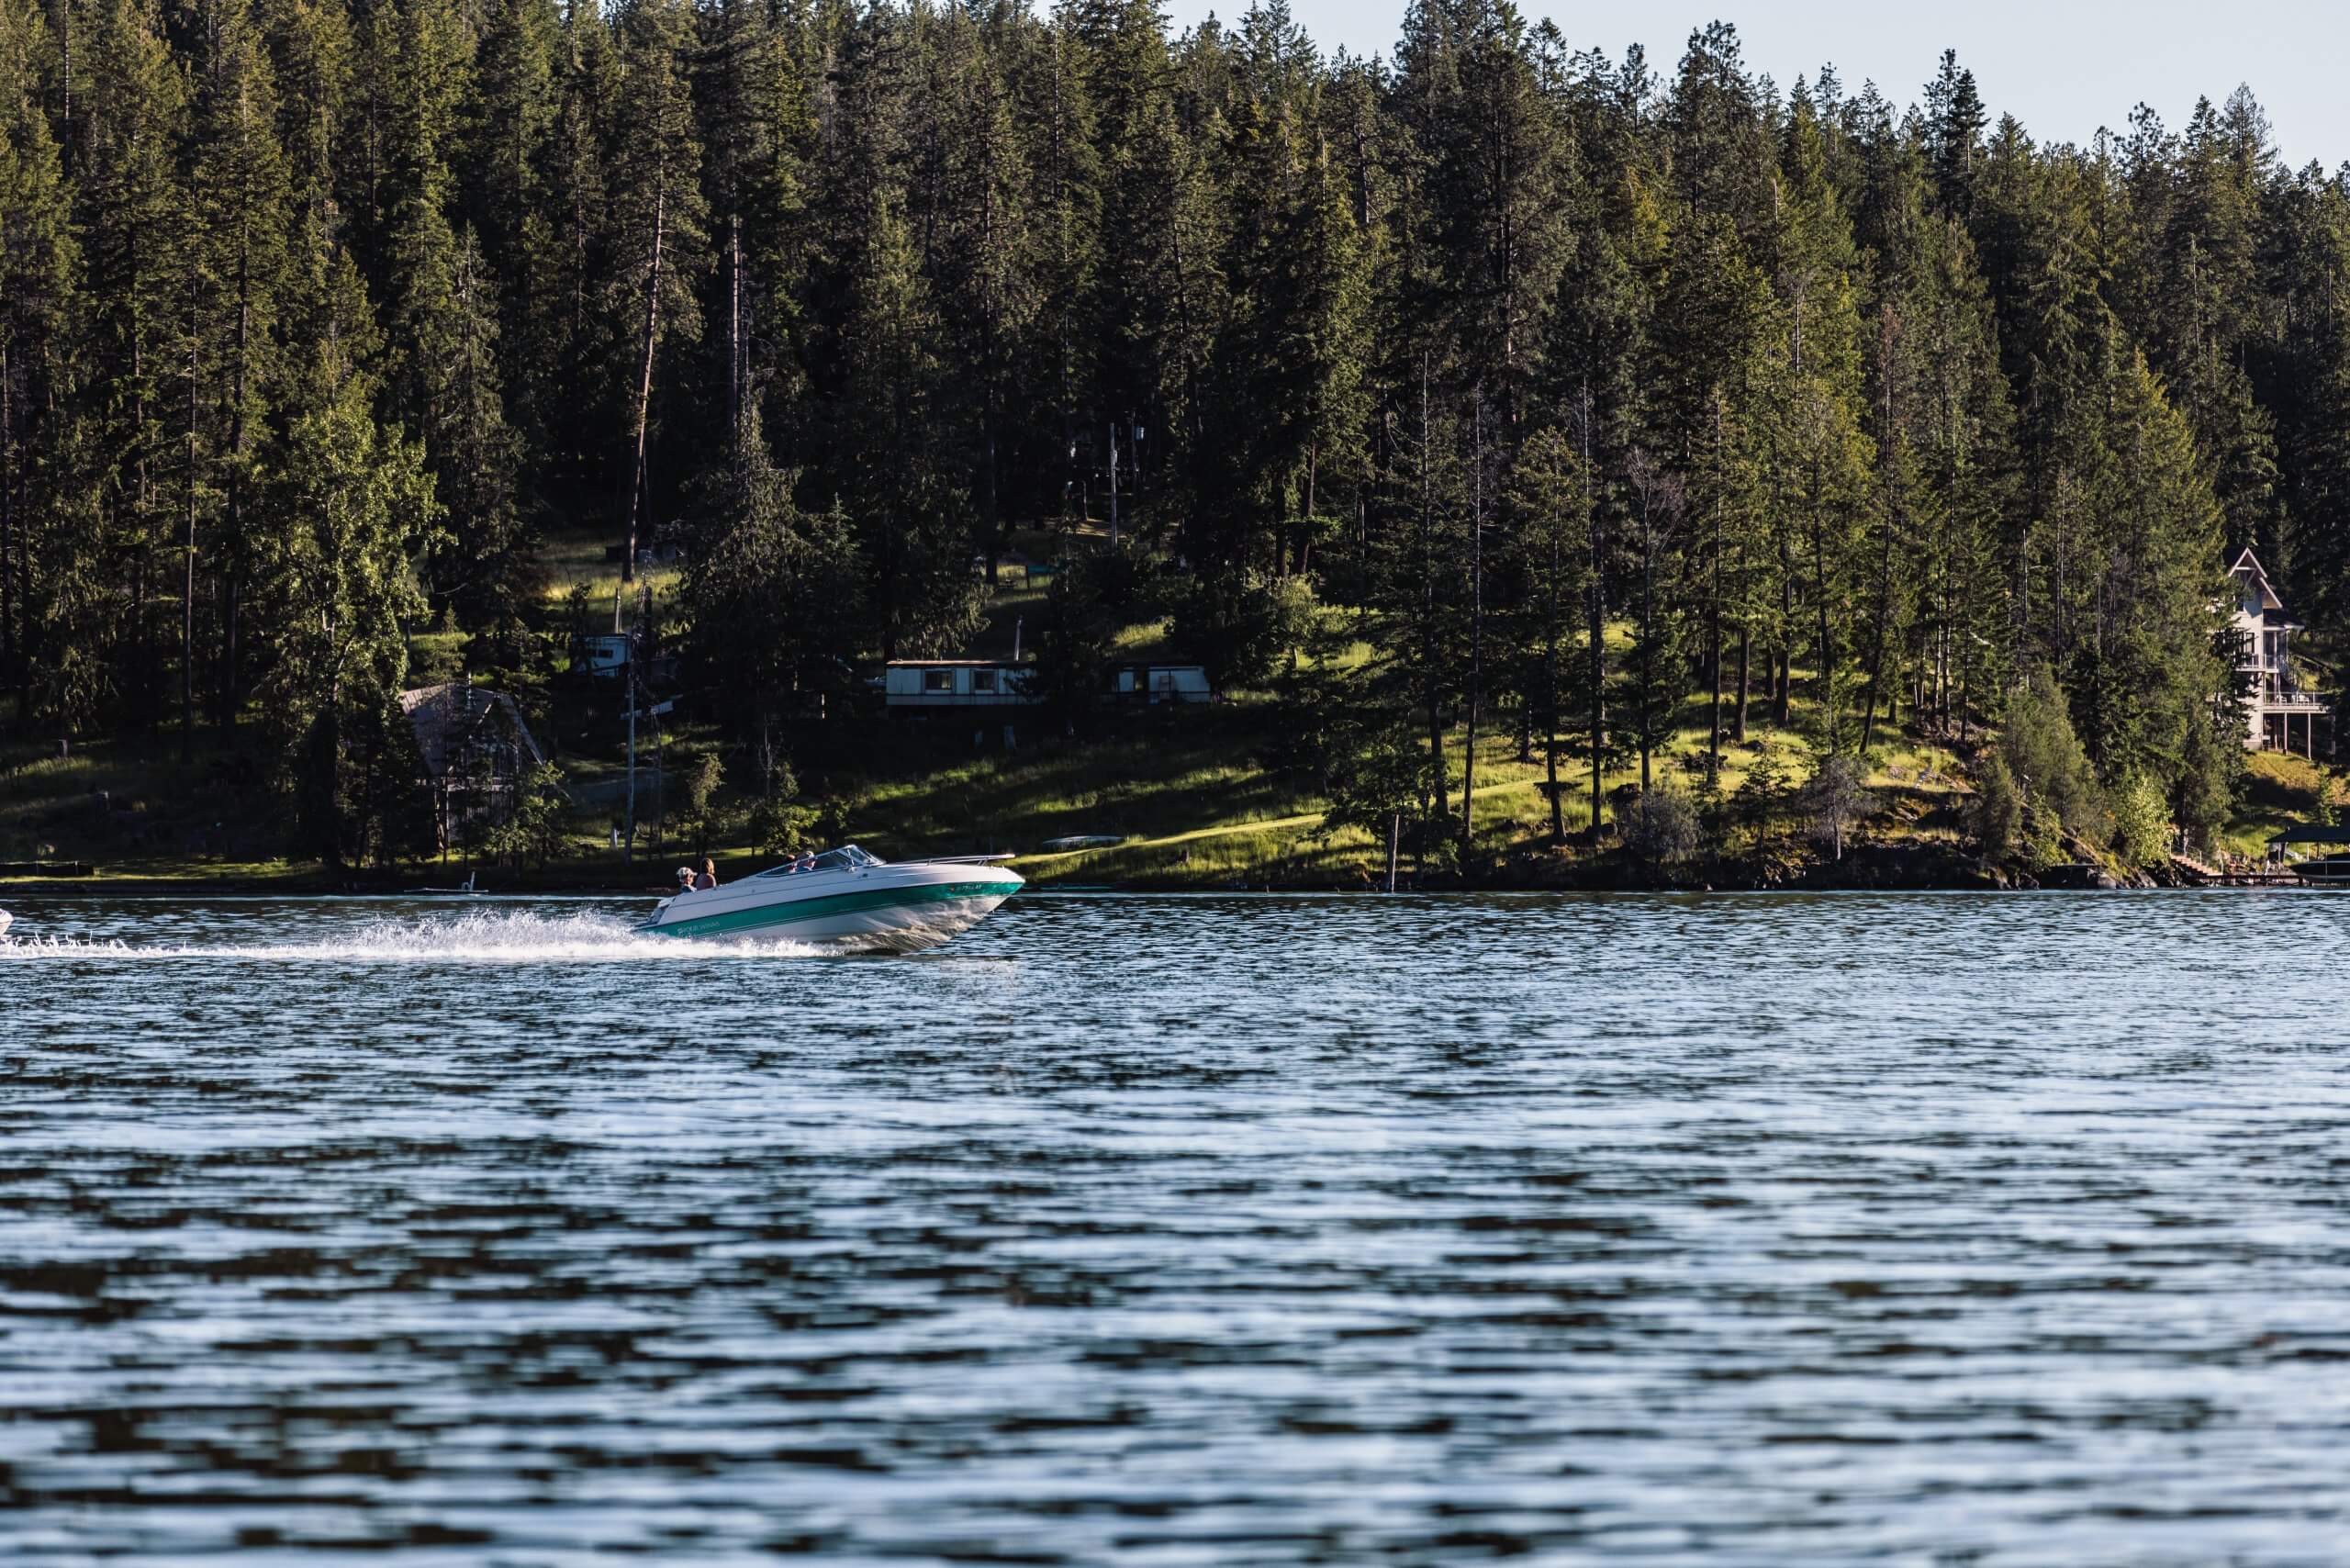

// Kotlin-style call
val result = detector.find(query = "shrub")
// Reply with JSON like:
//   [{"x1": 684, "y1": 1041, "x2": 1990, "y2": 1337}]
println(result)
[
  {"x1": 1804, "y1": 755, "x2": 1877, "y2": 860},
  {"x1": 2020, "y1": 804, "x2": 2066, "y2": 870},
  {"x1": 745, "y1": 756, "x2": 818, "y2": 858},
  {"x1": 1618, "y1": 783, "x2": 1701, "y2": 865},
  {"x1": 482, "y1": 761, "x2": 569, "y2": 869},
  {"x1": 1168, "y1": 569, "x2": 1316, "y2": 693},
  {"x1": 2170, "y1": 705, "x2": 2240, "y2": 853},
  {"x1": 2109, "y1": 772, "x2": 2170, "y2": 869},
  {"x1": 670, "y1": 749, "x2": 727, "y2": 857},
  {"x1": 1730, "y1": 748, "x2": 1794, "y2": 839},
  {"x1": 1028, "y1": 559, "x2": 1125, "y2": 729},
  {"x1": 1971, "y1": 752, "x2": 2022, "y2": 858},
  {"x1": 1998, "y1": 667, "x2": 2104, "y2": 846}
]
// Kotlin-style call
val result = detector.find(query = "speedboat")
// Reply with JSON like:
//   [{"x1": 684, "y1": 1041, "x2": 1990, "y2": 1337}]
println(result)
[
  {"x1": 0, "y1": 909, "x2": 11, "y2": 938},
  {"x1": 636, "y1": 845, "x2": 1022, "y2": 952}
]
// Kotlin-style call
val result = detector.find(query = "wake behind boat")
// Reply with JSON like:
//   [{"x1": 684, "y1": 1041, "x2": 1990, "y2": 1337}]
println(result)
[{"x1": 636, "y1": 845, "x2": 1021, "y2": 953}]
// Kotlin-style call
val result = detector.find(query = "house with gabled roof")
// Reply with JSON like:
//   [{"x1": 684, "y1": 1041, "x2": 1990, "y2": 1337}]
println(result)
[
  {"x1": 2229, "y1": 546, "x2": 2329, "y2": 755},
  {"x1": 398, "y1": 680, "x2": 552, "y2": 850}
]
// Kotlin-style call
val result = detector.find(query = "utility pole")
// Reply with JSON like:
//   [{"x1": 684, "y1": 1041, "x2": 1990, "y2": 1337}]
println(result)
[
  {"x1": 622, "y1": 175, "x2": 667, "y2": 585},
  {"x1": 623, "y1": 624, "x2": 638, "y2": 865},
  {"x1": 1106, "y1": 421, "x2": 1120, "y2": 547}
]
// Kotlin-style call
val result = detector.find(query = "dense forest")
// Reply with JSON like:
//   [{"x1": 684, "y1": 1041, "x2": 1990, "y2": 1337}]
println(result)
[{"x1": 0, "y1": 0, "x2": 2337, "y2": 866}]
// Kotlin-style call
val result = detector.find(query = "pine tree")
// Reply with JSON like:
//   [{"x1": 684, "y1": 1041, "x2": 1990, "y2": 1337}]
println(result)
[
  {"x1": 1201, "y1": 29, "x2": 1366, "y2": 573},
  {"x1": 603, "y1": 0, "x2": 707, "y2": 579},
  {"x1": 1504, "y1": 424, "x2": 1593, "y2": 838},
  {"x1": 693, "y1": 0, "x2": 811, "y2": 468},
  {"x1": 918, "y1": 6, "x2": 1042, "y2": 566},
  {"x1": 186, "y1": 0, "x2": 290, "y2": 732},
  {"x1": 252, "y1": 332, "x2": 443, "y2": 865},
  {"x1": 1011, "y1": 2, "x2": 1101, "y2": 523},
  {"x1": 0, "y1": 0, "x2": 84, "y2": 728},
  {"x1": 528, "y1": 0, "x2": 614, "y2": 510},
  {"x1": 684, "y1": 404, "x2": 862, "y2": 738},
  {"x1": 1922, "y1": 49, "x2": 1986, "y2": 218},
  {"x1": 77, "y1": 0, "x2": 189, "y2": 729},
  {"x1": 835, "y1": 168, "x2": 977, "y2": 659}
]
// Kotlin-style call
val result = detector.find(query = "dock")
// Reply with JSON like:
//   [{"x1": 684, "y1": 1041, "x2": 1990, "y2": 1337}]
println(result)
[{"x1": 2169, "y1": 852, "x2": 2311, "y2": 888}]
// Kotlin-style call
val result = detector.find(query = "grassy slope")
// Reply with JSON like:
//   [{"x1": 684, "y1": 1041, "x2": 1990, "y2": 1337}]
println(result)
[
  {"x1": 2222, "y1": 751, "x2": 2342, "y2": 860},
  {"x1": 811, "y1": 690, "x2": 1972, "y2": 889},
  {"x1": 0, "y1": 679, "x2": 1971, "y2": 890},
  {"x1": 0, "y1": 732, "x2": 323, "y2": 884},
  {"x1": 1, "y1": 541, "x2": 2306, "y2": 890}
]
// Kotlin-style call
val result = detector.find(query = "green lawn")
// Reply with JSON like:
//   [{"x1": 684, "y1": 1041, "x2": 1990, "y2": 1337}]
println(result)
[
  {"x1": 538, "y1": 521, "x2": 688, "y2": 614},
  {"x1": 0, "y1": 732, "x2": 324, "y2": 881},
  {"x1": 2219, "y1": 750, "x2": 2341, "y2": 859}
]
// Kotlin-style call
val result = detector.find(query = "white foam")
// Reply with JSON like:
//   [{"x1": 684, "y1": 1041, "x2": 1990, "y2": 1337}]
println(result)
[{"x1": 0, "y1": 907, "x2": 830, "y2": 963}]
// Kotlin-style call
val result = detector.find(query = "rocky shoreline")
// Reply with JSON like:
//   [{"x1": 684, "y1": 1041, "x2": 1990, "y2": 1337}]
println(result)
[{"x1": 0, "y1": 846, "x2": 2244, "y2": 900}]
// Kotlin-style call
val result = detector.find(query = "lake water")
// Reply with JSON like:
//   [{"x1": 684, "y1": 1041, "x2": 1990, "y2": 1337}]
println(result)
[{"x1": 5, "y1": 890, "x2": 2350, "y2": 1563}]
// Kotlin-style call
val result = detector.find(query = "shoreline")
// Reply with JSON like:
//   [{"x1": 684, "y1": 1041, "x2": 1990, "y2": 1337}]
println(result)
[{"x1": 0, "y1": 866, "x2": 2295, "y2": 899}]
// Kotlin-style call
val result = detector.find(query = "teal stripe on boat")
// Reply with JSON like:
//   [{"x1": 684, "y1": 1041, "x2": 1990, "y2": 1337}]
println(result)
[{"x1": 645, "y1": 879, "x2": 1014, "y2": 938}]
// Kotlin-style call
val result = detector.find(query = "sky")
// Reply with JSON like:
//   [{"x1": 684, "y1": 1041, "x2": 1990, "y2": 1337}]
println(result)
[{"x1": 1162, "y1": 0, "x2": 2350, "y2": 169}]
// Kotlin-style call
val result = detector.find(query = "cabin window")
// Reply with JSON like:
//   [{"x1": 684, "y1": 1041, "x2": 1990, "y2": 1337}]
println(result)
[
  {"x1": 971, "y1": 668, "x2": 997, "y2": 693},
  {"x1": 923, "y1": 668, "x2": 955, "y2": 693}
]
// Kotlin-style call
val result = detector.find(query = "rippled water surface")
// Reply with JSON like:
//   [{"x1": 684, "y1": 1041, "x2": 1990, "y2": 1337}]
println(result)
[{"x1": 6, "y1": 890, "x2": 2350, "y2": 1564}]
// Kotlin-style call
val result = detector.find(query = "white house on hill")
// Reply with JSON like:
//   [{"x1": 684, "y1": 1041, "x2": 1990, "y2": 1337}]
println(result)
[
  {"x1": 2230, "y1": 546, "x2": 2328, "y2": 755},
  {"x1": 882, "y1": 660, "x2": 1211, "y2": 711}
]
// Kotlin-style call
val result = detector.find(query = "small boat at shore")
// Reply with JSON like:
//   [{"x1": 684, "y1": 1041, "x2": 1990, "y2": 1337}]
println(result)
[
  {"x1": 403, "y1": 871, "x2": 483, "y2": 896},
  {"x1": 636, "y1": 845, "x2": 1022, "y2": 952}
]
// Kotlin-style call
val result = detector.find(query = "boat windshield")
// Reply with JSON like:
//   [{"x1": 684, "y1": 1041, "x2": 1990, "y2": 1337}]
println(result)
[{"x1": 752, "y1": 845, "x2": 887, "y2": 878}]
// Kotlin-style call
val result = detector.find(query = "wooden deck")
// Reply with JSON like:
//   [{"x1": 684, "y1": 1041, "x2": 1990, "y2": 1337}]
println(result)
[{"x1": 2169, "y1": 852, "x2": 2316, "y2": 887}]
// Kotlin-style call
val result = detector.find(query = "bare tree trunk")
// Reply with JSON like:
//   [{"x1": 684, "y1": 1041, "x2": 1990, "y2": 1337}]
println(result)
[
  {"x1": 1419, "y1": 358, "x2": 1449, "y2": 824},
  {"x1": 1708, "y1": 407, "x2": 1725, "y2": 781},
  {"x1": 1861, "y1": 320, "x2": 1903, "y2": 756},
  {"x1": 1735, "y1": 628, "x2": 1750, "y2": 743},
  {"x1": 0, "y1": 345, "x2": 14, "y2": 711},
  {"x1": 1775, "y1": 539, "x2": 1794, "y2": 725},
  {"x1": 56, "y1": 0, "x2": 73, "y2": 168},
  {"x1": 1811, "y1": 466, "x2": 1836, "y2": 753},
  {"x1": 1639, "y1": 504, "x2": 1654, "y2": 791},
  {"x1": 1859, "y1": 488, "x2": 1899, "y2": 756},
  {"x1": 728, "y1": 212, "x2": 742, "y2": 447},
  {"x1": 222, "y1": 227, "x2": 252, "y2": 734},
  {"x1": 181, "y1": 285, "x2": 198, "y2": 764},
  {"x1": 1546, "y1": 618, "x2": 1563, "y2": 844},
  {"x1": 1459, "y1": 397, "x2": 1483, "y2": 866},
  {"x1": 1582, "y1": 396, "x2": 1605, "y2": 837},
  {"x1": 623, "y1": 177, "x2": 666, "y2": 585},
  {"x1": 133, "y1": 302, "x2": 152, "y2": 730}
]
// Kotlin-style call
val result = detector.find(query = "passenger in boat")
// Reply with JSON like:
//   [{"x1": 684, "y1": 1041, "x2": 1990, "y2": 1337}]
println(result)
[
  {"x1": 676, "y1": 867, "x2": 695, "y2": 893},
  {"x1": 695, "y1": 858, "x2": 719, "y2": 890}
]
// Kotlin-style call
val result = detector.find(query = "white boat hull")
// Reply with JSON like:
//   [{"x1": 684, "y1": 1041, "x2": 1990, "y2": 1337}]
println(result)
[{"x1": 638, "y1": 859, "x2": 1022, "y2": 953}]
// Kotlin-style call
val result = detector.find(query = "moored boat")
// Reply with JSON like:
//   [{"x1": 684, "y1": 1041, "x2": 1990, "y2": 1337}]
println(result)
[{"x1": 636, "y1": 845, "x2": 1021, "y2": 952}]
